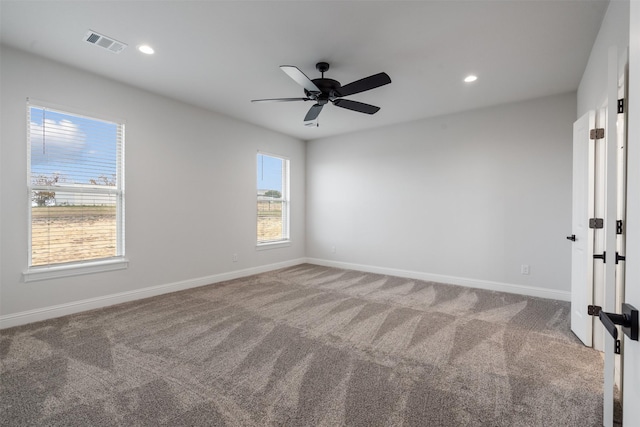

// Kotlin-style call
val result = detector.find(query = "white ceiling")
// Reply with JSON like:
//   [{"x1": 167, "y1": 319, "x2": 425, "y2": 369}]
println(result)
[{"x1": 0, "y1": 0, "x2": 608, "y2": 141}]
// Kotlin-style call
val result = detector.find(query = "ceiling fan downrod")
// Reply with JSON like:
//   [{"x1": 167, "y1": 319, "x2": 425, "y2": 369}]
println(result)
[{"x1": 316, "y1": 61, "x2": 330, "y2": 79}]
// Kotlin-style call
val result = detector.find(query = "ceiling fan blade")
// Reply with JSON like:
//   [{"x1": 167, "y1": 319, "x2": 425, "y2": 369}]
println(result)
[
  {"x1": 337, "y1": 72, "x2": 391, "y2": 97},
  {"x1": 281, "y1": 65, "x2": 322, "y2": 94},
  {"x1": 251, "y1": 98, "x2": 309, "y2": 103},
  {"x1": 333, "y1": 99, "x2": 380, "y2": 115},
  {"x1": 304, "y1": 104, "x2": 324, "y2": 121}
]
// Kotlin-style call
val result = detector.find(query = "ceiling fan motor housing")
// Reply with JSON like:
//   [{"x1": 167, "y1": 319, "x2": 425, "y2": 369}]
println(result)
[{"x1": 307, "y1": 78, "x2": 341, "y2": 101}]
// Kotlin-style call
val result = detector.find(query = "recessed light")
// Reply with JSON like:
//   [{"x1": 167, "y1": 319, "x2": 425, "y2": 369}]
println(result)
[
  {"x1": 464, "y1": 75, "x2": 478, "y2": 83},
  {"x1": 137, "y1": 44, "x2": 154, "y2": 55}
]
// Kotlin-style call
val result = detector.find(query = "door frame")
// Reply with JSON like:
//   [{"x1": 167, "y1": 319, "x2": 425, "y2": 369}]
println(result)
[
  {"x1": 622, "y1": 2, "x2": 639, "y2": 424},
  {"x1": 601, "y1": 46, "x2": 626, "y2": 427}
]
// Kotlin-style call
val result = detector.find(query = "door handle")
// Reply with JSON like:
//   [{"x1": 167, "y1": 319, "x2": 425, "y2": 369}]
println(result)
[
  {"x1": 598, "y1": 303, "x2": 639, "y2": 341},
  {"x1": 566, "y1": 234, "x2": 576, "y2": 241}
]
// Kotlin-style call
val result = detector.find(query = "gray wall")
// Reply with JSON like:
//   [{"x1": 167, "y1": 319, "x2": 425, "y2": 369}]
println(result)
[
  {"x1": 0, "y1": 46, "x2": 306, "y2": 320},
  {"x1": 577, "y1": 0, "x2": 629, "y2": 117},
  {"x1": 306, "y1": 93, "x2": 576, "y2": 298}
]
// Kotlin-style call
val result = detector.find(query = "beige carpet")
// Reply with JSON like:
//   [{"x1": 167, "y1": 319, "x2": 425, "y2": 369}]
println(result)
[{"x1": 1, "y1": 264, "x2": 603, "y2": 426}]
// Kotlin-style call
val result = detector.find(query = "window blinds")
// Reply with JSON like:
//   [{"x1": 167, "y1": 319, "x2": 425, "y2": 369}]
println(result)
[{"x1": 27, "y1": 104, "x2": 124, "y2": 267}]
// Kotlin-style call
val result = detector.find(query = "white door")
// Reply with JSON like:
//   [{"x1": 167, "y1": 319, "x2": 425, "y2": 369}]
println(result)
[
  {"x1": 622, "y1": 2, "x2": 640, "y2": 424},
  {"x1": 602, "y1": 46, "x2": 623, "y2": 427},
  {"x1": 614, "y1": 56, "x2": 628, "y2": 401},
  {"x1": 571, "y1": 111, "x2": 596, "y2": 346},
  {"x1": 594, "y1": 107, "x2": 608, "y2": 352}
]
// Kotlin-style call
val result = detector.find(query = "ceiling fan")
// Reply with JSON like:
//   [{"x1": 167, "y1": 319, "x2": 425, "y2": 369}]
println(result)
[{"x1": 251, "y1": 62, "x2": 391, "y2": 123}]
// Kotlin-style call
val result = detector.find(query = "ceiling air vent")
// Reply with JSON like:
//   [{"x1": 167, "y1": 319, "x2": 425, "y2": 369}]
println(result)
[{"x1": 84, "y1": 30, "x2": 127, "y2": 54}]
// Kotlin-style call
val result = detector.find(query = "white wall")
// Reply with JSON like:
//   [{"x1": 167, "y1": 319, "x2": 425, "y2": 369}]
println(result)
[
  {"x1": 0, "y1": 46, "x2": 306, "y2": 324},
  {"x1": 306, "y1": 93, "x2": 576, "y2": 299},
  {"x1": 577, "y1": 0, "x2": 629, "y2": 116},
  {"x1": 622, "y1": 2, "x2": 639, "y2": 422}
]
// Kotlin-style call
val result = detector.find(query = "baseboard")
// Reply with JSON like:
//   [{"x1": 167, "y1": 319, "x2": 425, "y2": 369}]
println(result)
[
  {"x1": 0, "y1": 258, "x2": 307, "y2": 329},
  {"x1": 1, "y1": 257, "x2": 570, "y2": 329},
  {"x1": 305, "y1": 258, "x2": 571, "y2": 302}
]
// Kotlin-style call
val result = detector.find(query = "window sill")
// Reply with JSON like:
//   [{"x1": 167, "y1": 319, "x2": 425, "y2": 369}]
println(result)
[
  {"x1": 23, "y1": 257, "x2": 129, "y2": 283},
  {"x1": 256, "y1": 240, "x2": 291, "y2": 251}
]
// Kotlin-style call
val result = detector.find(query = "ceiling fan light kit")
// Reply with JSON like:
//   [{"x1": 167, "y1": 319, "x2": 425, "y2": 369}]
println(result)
[{"x1": 252, "y1": 62, "x2": 391, "y2": 125}]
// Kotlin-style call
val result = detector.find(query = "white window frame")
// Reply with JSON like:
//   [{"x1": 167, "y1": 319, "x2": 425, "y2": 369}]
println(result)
[
  {"x1": 23, "y1": 100, "x2": 127, "y2": 282},
  {"x1": 256, "y1": 151, "x2": 290, "y2": 249}
]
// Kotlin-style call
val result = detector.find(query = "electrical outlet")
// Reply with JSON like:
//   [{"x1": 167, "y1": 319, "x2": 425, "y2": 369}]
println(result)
[
  {"x1": 331, "y1": 246, "x2": 336, "y2": 253},
  {"x1": 521, "y1": 264, "x2": 530, "y2": 275},
  {"x1": 232, "y1": 253, "x2": 238, "y2": 262}
]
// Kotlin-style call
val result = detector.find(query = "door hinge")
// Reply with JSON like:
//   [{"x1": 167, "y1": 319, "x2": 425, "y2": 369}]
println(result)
[
  {"x1": 594, "y1": 252, "x2": 606, "y2": 263},
  {"x1": 618, "y1": 99, "x2": 624, "y2": 114},
  {"x1": 589, "y1": 218, "x2": 604, "y2": 229},
  {"x1": 617, "y1": 220, "x2": 623, "y2": 235},
  {"x1": 616, "y1": 252, "x2": 626, "y2": 264},
  {"x1": 615, "y1": 339, "x2": 621, "y2": 354},
  {"x1": 590, "y1": 128, "x2": 605, "y2": 140},
  {"x1": 588, "y1": 305, "x2": 602, "y2": 316}
]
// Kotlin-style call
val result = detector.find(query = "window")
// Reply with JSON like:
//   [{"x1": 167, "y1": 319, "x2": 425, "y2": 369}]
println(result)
[
  {"x1": 257, "y1": 152, "x2": 289, "y2": 245},
  {"x1": 26, "y1": 102, "x2": 125, "y2": 278}
]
